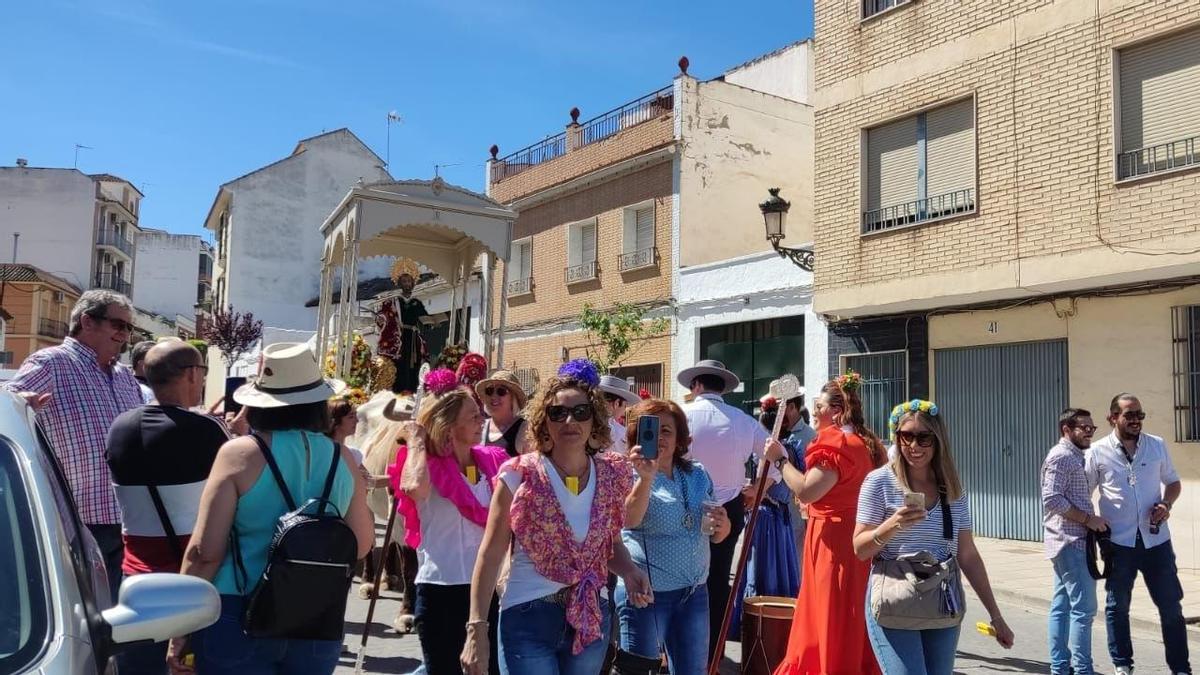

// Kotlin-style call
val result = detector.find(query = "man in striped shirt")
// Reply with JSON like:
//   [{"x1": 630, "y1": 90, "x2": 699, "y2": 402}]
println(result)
[{"x1": 1042, "y1": 407, "x2": 1108, "y2": 675}]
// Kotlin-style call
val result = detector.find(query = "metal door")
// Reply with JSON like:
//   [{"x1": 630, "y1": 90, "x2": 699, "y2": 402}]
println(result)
[
  {"x1": 934, "y1": 340, "x2": 1068, "y2": 541},
  {"x1": 844, "y1": 351, "x2": 908, "y2": 439}
]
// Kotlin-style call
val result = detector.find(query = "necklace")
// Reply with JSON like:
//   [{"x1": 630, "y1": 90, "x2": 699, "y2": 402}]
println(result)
[
  {"x1": 547, "y1": 455, "x2": 588, "y2": 494},
  {"x1": 678, "y1": 471, "x2": 695, "y2": 530}
]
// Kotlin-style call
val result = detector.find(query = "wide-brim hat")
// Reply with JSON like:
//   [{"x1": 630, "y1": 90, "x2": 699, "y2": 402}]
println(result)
[
  {"x1": 382, "y1": 393, "x2": 418, "y2": 421},
  {"x1": 676, "y1": 359, "x2": 740, "y2": 394},
  {"x1": 596, "y1": 375, "x2": 640, "y2": 405},
  {"x1": 475, "y1": 369, "x2": 527, "y2": 408},
  {"x1": 233, "y1": 342, "x2": 346, "y2": 409}
]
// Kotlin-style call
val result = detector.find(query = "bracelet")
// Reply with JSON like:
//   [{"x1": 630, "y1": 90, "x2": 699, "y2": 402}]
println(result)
[{"x1": 466, "y1": 619, "x2": 488, "y2": 629}]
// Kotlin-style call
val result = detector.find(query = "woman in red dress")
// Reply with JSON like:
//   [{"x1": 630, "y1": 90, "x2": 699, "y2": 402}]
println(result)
[{"x1": 764, "y1": 375, "x2": 885, "y2": 675}]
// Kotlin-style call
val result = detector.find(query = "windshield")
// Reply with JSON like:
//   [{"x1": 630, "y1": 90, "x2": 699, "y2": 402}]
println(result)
[{"x1": 0, "y1": 438, "x2": 48, "y2": 671}]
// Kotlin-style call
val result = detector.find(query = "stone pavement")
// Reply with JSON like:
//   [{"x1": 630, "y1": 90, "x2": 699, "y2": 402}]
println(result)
[{"x1": 974, "y1": 536, "x2": 1200, "y2": 634}]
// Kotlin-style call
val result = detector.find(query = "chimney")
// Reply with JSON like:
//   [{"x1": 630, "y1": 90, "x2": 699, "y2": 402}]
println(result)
[{"x1": 15, "y1": 158, "x2": 27, "y2": 168}]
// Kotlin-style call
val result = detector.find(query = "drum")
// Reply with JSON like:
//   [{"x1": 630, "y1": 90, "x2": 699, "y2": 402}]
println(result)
[{"x1": 740, "y1": 596, "x2": 795, "y2": 675}]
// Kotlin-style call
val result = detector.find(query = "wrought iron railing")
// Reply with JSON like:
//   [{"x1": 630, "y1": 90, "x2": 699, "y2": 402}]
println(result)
[
  {"x1": 95, "y1": 226, "x2": 135, "y2": 257},
  {"x1": 861, "y1": 188, "x2": 976, "y2": 234},
  {"x1": 38, "y1": 318, "x2": 67, "y2": 339},
  {"x1": 94, "y1": 273, "x2": 132, "y2": 296},
  {"x1": 863, "y1": 0, "x2": 909, "y2": 17},
  {"x1": 1118, "y1": 135, "x2": 1199, "y2": 180},
  {"x1": 507, "y1": 277, "x2": 533, "y2": 296},
  {"x1": 565, "y1": 261, "x2": 598, "y2": 284},
  {"x1": 491, "y1": 135, "x2": 567, "y2": 182},
  {"x1": 618, "y1": 247, "x2": 658, "y2": 272}
]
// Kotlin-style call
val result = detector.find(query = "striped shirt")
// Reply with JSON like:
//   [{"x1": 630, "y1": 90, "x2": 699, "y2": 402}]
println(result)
[
  {"x1": 1041, "y1": 438, "x2": 1091, "y2": 559},
  {"x1": 856, "y1": 466, "x2": 973, "y2": 562},
  {"x1": 4, "y1": 338, "x2": 144, "y2": 524}
]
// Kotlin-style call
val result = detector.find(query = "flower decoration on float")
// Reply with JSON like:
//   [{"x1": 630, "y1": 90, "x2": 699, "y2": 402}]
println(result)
[
  {"x1": 423, "y1": 367, "x2": 459, "y2": 397},
  {"x1": 436, "y1": 342, "x2": 468, "y2": 372},
  {"x1": 332, "y1": 387, "x2": 369, "y2": 407},
  {"x1": 456, "y1": 353, "x2": 488, "y2": 386},
  {"x1": 638, "y1": 388, "x2": 652, "y2": 400},
  {"x1": 323, "y1": 333, "x2": 374, "y2": 390},
  {"x1": 556, "y1": 358, "x2": 601, "y2": 388},
  {"x1": 887, "y1": 398, "x2": 940, "y2": 438},
  {"x1": 835, "y1": 370, "x2": 863, "y2": 394}
]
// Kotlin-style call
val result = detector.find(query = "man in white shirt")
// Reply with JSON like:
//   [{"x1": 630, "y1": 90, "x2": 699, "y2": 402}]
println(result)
[
  {"x1": 679, "y1": 359, "x2": 774, "y2": 662},
  {"x1": 1084, "y1": 393, "x2": 1189, "y2": 675},
  {"x1": 596, "y1": 375, "x2": 640, "y2": 454}
]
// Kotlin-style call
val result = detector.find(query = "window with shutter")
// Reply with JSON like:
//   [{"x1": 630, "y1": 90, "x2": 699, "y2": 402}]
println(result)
[
  {"x1": 1118, "y1": 27, "x2": 1200, "y2": 179},
  {"x1": 635, "y1": 207, "x2": 654, "y2": 251},
  {"x1": 518, "y1": 241, "x2": 531, "y2": 279},
  {"x1": 582, "y1": 222, "x2": 596, "y2": 263},
  {"x1": 866, "y1": 117, "x2": 919, "y2": 212}
]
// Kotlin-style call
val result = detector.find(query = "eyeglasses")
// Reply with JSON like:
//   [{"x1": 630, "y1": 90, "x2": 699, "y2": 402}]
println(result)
[
  {"x1": 97, "y1": 315, "x2": 134, "y2": 333},
  {"x1": 896, "y1": 430, "x2": 936, "y2": 448},
  {"x1": 1072, "y1": 424, "x2": 1097, "y2": 433},
  {"x1": 546, "y1": 404, "x2": 594, "y2": 423},
  {"x1": 1120, "y1": 411, "x2": 1146, "y2": 421},
  {"x1": 187, "y1": 364, "x2": 209, "y2": 374},
  {"x1": 483, "y1": 386, "x2": 510, "y2": 398}
]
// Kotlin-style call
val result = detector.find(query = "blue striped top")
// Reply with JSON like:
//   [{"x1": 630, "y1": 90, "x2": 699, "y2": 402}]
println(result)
[{"x1": 856, "y1": 466, "x2": 972, "y2": 562}]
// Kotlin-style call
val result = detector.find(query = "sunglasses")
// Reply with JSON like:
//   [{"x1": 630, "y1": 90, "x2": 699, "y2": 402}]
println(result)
[
  {"x1": 546, "y1": 404, "x2": 594, "y2": 423},
  {"x1": 896, "y1": 430, "x2": 936, "y2": 448},
  {"x1": 483, "y1": 386, "x2": 510, "y2": 398},
  {"x1": 97, "y1": 315, "x2": 134, "y2": 334},
  {"x1": 1072, "y1": 424, "x2": 1097, "y2": 433},
  {"x1": 1120, "y1": 411, "x2": 1146, "y2": 421}
]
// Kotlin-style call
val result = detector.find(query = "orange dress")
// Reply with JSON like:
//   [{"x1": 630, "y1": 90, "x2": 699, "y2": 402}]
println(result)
[{"x1": 773, "y1": 426, "x2": 880, "y2": 675}]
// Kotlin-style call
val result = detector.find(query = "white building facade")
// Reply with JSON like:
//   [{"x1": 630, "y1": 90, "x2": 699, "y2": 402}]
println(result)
[{"x1": 132, "y1": 229, "x2": 213, "y2": 327}]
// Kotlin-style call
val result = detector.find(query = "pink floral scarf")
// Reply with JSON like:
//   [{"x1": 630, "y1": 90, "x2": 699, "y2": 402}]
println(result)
[
  {"x1": 507, "y1": 451, "x2": 632, "y2": 654},
  {"x1": 387, "y1": 444, "x2": 508, "y2": 549}
]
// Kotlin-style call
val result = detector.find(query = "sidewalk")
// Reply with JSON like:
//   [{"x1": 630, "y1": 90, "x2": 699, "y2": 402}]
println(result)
[{"x1": 974, "y1": 537, "x2": 1200, "y2": 634}]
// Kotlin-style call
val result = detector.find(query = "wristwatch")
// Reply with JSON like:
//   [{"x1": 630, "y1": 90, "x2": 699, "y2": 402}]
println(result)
[{"x1": 773, "y1": 456, "x2": 787, "y2": 470}]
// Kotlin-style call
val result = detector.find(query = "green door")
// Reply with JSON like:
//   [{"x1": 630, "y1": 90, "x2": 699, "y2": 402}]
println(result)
[{"x1": 699, "y1": 316, "x2": 805, "y2": 413}]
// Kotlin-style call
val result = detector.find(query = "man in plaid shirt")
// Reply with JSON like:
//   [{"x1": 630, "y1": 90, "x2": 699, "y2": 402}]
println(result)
[
  {"x1": 1042, "y1": 407, "x2": 1109, "y2": 675},
  {"x1": 5, "y1": 289, "x2": 144, "y2": 602}
]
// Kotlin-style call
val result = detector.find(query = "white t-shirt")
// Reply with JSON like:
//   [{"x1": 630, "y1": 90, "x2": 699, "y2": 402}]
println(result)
[
  {"x1": 609, "y1": 419, "x2": 627, "y2": 454},
  {"x1": 497, "y1": 455, "x2": 595, "y2": 609},
  {"x1": 415, "y1": 474, "x2": 493, "y2": 585}
]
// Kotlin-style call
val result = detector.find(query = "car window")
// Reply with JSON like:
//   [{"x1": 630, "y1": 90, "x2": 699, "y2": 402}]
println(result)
[{"x1": 0, "y1": 437, "x2": 49, "y2": 672}]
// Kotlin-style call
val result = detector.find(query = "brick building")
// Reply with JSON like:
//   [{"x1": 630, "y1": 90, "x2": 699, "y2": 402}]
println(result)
[
  {"x1": 488, "y1": 47, "x2": 821, "y2": 404},
  {"x1": 813, "y1": 0, "x2": 1200, "y2": 564}
]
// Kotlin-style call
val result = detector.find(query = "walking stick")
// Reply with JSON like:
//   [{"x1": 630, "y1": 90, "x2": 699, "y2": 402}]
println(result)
[
  {"x1": 707, "y1": 374, "x2": 801, "y2": 675},
  {"x1": 355, "y1": 493, "x2": 401, "y2": 674}
]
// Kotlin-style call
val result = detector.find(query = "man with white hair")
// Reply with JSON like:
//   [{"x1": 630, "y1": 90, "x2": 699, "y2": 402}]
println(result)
[{"x1": 5, "y1": 289, "x2": 145, "y2": 601}]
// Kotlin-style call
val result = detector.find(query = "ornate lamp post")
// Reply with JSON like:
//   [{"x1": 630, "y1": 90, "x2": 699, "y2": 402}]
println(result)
[{"x1": 760, "y1": 187, "x2": 814, "y2": 272}]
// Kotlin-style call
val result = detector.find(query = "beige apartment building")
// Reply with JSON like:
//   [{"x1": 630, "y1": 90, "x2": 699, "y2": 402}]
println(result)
[
  {"x1": 488, "y1": 46, "x2": 822, "y2": 403},
  {"x1": 813, "y1": 0, "x2": 1200, "y2": 564}
]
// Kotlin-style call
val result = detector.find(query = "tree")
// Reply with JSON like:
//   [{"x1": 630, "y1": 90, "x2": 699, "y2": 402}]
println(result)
[
  {"x1": 187, "y1": 338, "x2": 209, "y2": 357},
  {"x1": 578, "y1": 302, "x2": 670, "y2": 373},
  {"x1": 201, "y1": 308, "x2": 264, "y2": 375}
]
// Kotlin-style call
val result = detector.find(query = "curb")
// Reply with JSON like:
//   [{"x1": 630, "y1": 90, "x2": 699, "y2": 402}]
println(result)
[{"x1": 975, "y1": 586, "x2": 1200, "y2": 637}]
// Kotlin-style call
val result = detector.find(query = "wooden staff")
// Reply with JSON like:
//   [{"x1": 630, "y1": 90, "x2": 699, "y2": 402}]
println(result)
[{"x1": 355, "y1": 493, "x2": 400, "y2": 674}]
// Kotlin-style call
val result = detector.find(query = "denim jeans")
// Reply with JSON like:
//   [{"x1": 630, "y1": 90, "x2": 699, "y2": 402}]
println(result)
[
  {"x1": 498, "y1": 594, "x2": 611, "y2": 675},
  {"x1": 865, "y1": 588, "x2": 961, "y2": 675},
  {"x1": 1105, "y1": 536, "x2": 1191, "y2": 673},
  {"x1": 1048, "y1": 546, "x2": 1096, "y2": 675},
  {"x1": 616, "y1": 583, "x2": 709, "y2": 675},
  {"x1": 191, "y1": 595, "x2": 342, "y2": 675}
]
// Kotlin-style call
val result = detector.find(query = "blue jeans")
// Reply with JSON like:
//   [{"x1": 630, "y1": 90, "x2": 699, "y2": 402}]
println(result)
[
  {"x1": 498, "y1": 595, "x2": 611, "y2": 675},
  {"x1": 1105, "y1": 536, "x2": 1191, "y2": 673},
  {"x1": 1048, "y1": 546, "x2": 1096, "y2": 675},
  {"x1": 191, "y1": 595, "x2": 342, "y2": 675},
  {"x1": 865, "y1": 588, "x2": 961, "y2": 675},
  {"x1": 616, "y1": 583, "x2": 708, "y2": 675}
]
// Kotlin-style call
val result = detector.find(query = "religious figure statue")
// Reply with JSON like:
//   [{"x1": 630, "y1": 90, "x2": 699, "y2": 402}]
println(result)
[{"x1": 375, "y1": 258, "x2": 429, "y2": 393}]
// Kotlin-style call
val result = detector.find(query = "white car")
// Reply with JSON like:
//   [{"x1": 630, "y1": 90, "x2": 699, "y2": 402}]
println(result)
[{"x1": 0, "y1": 392, "x2": 219, "y2": 673}]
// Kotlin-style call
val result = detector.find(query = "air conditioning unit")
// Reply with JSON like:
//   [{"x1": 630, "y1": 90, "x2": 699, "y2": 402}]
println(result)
[{"x1": 52, "y1": 291, "x2": 64, "y2": 304}]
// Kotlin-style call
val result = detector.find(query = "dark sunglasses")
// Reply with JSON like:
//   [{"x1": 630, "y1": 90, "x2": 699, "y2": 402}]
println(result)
[
  {"x1": 1120, "y1": 411, "x2": 1146, "y2": 421},
  {"x1": 97, "y1": 315, "x2": 134, "y2": 333},
  {"x1": 546, "y1": 404, "x2": 594, "y2": 423},
  {"x1": 896, "y1": 430, "x2": 936, "y2": 448},
  {"x1": 483, "y1": 386, "x2": 510, "y2": 398}
]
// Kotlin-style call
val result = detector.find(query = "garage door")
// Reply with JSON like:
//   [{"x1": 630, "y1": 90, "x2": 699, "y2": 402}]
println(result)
[{"x1": 934, "y1": 340, "x2": 1068, "y2": 541}]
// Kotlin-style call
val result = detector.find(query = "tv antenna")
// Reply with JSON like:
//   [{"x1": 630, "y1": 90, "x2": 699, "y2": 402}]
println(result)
[
  {"x1": 434, "y1": 162, "x2": 461, "y2": 178},
  {"x1": 73, "y1": 144, "x2": 93, "y2": 169},
  {"x1": 386, "y1": 111, "x2": 403, "y2": 170}
]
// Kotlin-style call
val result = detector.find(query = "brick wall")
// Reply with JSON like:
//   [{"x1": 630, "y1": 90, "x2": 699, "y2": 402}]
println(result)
[
  {"x1": 813, "y1": 0, "x2": 1200, "y2": 297},
  {"x1": 498, "y1": 330, "x2": 672, "y2": 396}
]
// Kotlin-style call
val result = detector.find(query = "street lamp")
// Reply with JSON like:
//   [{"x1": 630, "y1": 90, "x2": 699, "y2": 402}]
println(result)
[{"x1": 760, "y1": 187, "x2": 814, "y2": 272}]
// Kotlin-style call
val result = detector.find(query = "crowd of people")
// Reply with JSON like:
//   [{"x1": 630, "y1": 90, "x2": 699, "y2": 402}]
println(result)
[{"x1": 2, "y1": 288, "x2": 1190, "y2": 675}]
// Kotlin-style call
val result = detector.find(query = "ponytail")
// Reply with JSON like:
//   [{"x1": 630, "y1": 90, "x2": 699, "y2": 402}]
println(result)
[{"x1": 823, "y1": 374, "x2": 886, "y2": 468}]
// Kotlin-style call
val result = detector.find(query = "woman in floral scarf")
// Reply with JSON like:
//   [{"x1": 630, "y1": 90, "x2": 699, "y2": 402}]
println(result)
[{"x1": 461, "y1": 359, "x2": 652, "y2": 675}]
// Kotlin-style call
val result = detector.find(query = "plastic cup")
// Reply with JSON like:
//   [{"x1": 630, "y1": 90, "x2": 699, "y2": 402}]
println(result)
[{"x1": 701, "y1": 500, "x2": 722, "y2": 536}]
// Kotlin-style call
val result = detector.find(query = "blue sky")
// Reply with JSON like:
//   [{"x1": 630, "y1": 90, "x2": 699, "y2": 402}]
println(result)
[{"x1": 2, "y1": 1, "x2": 812, "y2": 238}]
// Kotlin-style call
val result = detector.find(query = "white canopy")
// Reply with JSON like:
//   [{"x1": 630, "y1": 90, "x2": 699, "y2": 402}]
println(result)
[{"x1": 317, "y1": 178, "x2": 516, "y2": 376}]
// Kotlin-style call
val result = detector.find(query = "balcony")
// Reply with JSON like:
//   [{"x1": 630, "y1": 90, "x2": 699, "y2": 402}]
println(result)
[
  {"x1": 565, "y1": 261, "x2": 598, "y2": 284},
  {"x1": 94, "y1": 273, "x2": 132, "y2": 296},
  {"x1": 1118, "y1": 135, "x2": 1199, "y2": 180},
  {"x1": 95, "y1": 226, "x2": 135, "y2": 258},
  {"x1": 618, "y1": 247, "x2": 659, "y2": 272},
  {"x1": 507, "y1": 277, "x2": 533, "y2": 297},
  {"x1": 38, "y1": 318, "x2": 67, "y2": 339},
  {"x1": 861, "y1": 188, "x2": 976, "y2": 235}
]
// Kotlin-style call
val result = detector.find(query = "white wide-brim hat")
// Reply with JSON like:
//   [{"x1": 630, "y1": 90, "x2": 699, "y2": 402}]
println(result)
[
  {"x1": 596, "y1": 374, "x2": 641, "y2": 404},
  {"x1": 233, "y1": 342, "x2": 346, "y2": 409},
  {"x1": 676, "y1": 359, "x2": 740, "y2": 394}
]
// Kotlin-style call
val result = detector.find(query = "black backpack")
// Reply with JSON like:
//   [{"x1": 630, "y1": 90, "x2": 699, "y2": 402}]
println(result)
[{"x1": 231, "y1": 433, "x2": 358, "y2": 640}]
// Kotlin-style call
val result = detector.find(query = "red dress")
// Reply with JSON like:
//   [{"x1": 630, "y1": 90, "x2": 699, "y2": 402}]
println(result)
[{"x1": 773, "y1": 426, "x2": 880, "y2": 675}]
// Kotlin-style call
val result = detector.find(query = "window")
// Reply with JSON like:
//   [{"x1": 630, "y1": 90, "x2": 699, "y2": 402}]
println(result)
[
  {"x1": 620, "y1": 202, "x2": 657, "y2": 271},
  {"x1": 0, "y1": 439, "x2": 49, "y2": 673},
  {"x1": 1172, "y1": 305, "x2": 1200, "y2": 442},
  {"x1": 863, "y1": 98, "x2": 976, "y2": 234},
  {"x1": 843, "y1": 351, "x2": 908, "y2": 439},
  {"x1": 507, "y1": 238, "x2": 533, "y2": 296},
  {"x1": 611, "y1": 363, "x2": 663, "y2": 399},
  {"x1": 566, "y1": 220, "x2": 597, "y2": 283},
  {"x1": 1117, "y1": 27, "x2": 1200, "y2": 180},
  {"x1": 863, "y1": 0, "x2": 911, "y2": 19}
]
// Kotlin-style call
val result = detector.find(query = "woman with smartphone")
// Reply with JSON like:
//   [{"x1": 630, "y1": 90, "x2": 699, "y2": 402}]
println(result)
[
  {"x1": 851, "y1": 400, "x2": 1014, "y2": 674},
  {"x1": 620, "y1": 398, "x2": 732, "y2": 674}
]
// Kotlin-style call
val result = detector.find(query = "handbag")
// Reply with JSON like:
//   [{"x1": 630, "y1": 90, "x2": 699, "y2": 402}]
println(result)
[{"x1": 868, "y1": 488, "x2": 966, "y2": 630}]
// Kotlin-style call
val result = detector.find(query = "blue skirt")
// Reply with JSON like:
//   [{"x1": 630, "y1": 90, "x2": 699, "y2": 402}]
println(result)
[{"x1": 729, "y1": 500, "x2": 800, "y2": 638}]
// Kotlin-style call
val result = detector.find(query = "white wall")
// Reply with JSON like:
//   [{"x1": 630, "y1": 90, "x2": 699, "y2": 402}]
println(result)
[
  {"x1": 0, "y1": 168, "x2": 96, "y2": 291},
  {"x1": 133, "y1": 230, "x2": 202, "y2": 318},
  {"x1": 723, "y1": 41, "x2": 812, "y2": 104},
  {"x1": 223, "y1": 131, "x2": 392, "y2": 331}
]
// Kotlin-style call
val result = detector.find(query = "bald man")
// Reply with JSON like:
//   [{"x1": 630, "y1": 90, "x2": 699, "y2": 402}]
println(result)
[{"x1": 105, "y1": 341, "x2": 230, "y2": 675}]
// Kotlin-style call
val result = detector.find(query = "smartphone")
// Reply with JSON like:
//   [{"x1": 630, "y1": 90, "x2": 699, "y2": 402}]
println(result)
[
  {"x1": 903, "y1": 491, "x2": 926, "y2": 510},
  {"x1": 637, "y1": 415, "x2": 660, "y2": 460},
  {"x1": 224, "y1": 377, "x2": 247, "y2": 415}
]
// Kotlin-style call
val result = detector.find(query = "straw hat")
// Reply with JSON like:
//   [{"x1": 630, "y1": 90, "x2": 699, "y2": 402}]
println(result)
[
  {"x1": 596, "y1": 375, "x2": 640, "y2": 405},
  {"x1": 474, "y1": 369, "x2": 528, "y2": 408},
  {"x1": 675, "y1": 359, "x2": 740, "y2": 394},
  {"x1": 233, "y1": 342, "x2": 345, "y2": 409}
]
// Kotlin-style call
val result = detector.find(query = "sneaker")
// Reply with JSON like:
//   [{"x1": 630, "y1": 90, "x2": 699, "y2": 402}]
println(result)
[{"x1": 1114, "y1": 667, "x2": 1134, "y2": 675}]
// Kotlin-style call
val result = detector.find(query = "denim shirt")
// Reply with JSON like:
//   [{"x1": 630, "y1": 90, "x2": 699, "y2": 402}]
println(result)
[
  {"x1": 621, "y1": 462, "x2": 715, "y2": 592},
  {"x1": 767, "y1": 421, "x2": 817, "y2": 504}
]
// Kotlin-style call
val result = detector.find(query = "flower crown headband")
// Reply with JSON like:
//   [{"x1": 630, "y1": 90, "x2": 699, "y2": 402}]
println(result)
[
  {"x1": 888, "y1": 399, "x2": 940, "y2": 438},
  {"x1": 423, "y1": 367, "x2": 459, "y2": 396},
  {"x1": 835, "y1": 370, "x2": 862, "y2": 394},
  {"x1": 556, "y1": 358, "x2": 601, "y2": 388}
]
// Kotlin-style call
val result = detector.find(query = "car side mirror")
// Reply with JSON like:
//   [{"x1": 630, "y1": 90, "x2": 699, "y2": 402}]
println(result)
[{"x1": 101, "y1": 574, "x2": 220, "y2": 646}]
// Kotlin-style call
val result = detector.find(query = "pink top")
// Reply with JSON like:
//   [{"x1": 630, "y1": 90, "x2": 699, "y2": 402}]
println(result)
[{"x1": 387, "y1": 444, "x2": 508, "y2": 549}]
